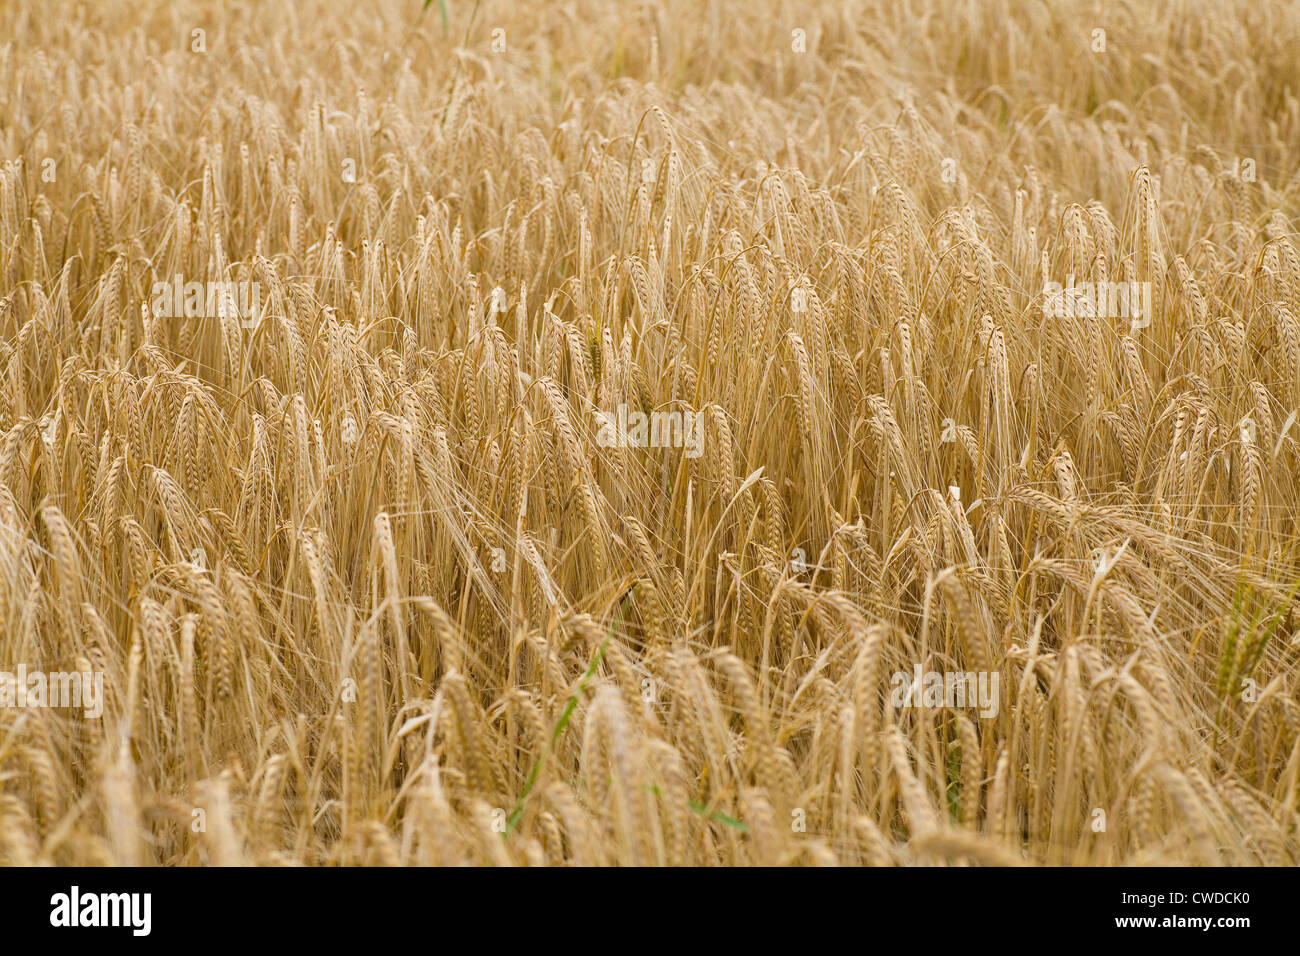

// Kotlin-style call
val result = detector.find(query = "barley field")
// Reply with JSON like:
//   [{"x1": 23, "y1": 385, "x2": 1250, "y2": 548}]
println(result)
[{"x1": 2, "y1": 0, "x2": 1299, "y2": 867}]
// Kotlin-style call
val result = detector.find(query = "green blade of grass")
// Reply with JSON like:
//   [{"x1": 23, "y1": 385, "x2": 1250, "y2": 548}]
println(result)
[
  {"x1": 504, "y1": 589, "x2": 634, "y2": 833},
  {"x1": 643, "y1": 786, "x2": 750, "y2": 832},
  {"x1": 423, "y1": 0, "x2": 449, "y2": 32},
  {"x1": 687, "y1": 800, "x2": 749, "y2": 832}
]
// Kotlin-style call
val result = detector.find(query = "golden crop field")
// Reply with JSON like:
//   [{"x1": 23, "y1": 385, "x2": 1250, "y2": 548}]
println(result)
[{"x1": 2, "y1": 0, "x2": 1299, "y2": 867}]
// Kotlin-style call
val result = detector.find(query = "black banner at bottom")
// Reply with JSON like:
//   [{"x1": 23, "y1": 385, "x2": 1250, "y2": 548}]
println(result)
[{"x1": 0, "y1": 865, "x2": 1287, "y2": 943}]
